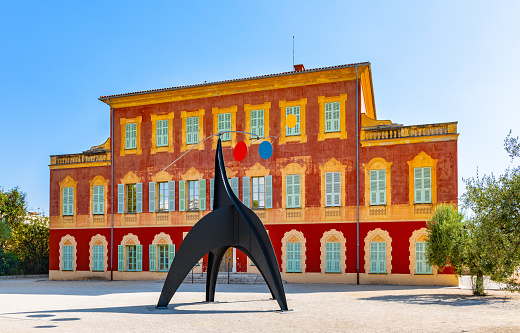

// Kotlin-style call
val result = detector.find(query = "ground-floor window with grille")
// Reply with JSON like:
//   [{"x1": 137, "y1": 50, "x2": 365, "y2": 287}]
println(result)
[
  {"x1": 286, "y1": 242, "x2": 301, "y2": 273},
  {"x1": 325, "y1": 242, "x2": 341, "y2": 273}
]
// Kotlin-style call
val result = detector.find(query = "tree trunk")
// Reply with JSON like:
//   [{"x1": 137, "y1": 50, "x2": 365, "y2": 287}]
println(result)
[{"x1": 473, "y1": 270, "x2": 485, "y2": 296}]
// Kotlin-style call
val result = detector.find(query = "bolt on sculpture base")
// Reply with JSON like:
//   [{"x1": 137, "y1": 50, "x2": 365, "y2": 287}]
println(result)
[{"x1": 156, "y1": 138, "x2": 288, "y2": 311}]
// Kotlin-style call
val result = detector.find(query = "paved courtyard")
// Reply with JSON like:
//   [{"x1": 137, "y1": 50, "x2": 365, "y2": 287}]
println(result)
[{"x1": 0, "y1": 278, "x2": 519, "y2": 332}]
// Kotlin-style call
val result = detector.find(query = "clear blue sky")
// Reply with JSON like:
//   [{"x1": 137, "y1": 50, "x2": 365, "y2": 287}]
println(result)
[{"x1": 1, "y1": 1, "x2": 519, "y2": 215}]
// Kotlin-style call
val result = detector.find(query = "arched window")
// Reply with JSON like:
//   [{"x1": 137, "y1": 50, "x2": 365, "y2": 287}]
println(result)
[
  {"x1": 320, "y1": 229, "x2": 346, "y2": 274},
  {"x1": 281, "y1": 230, "x2": 306, "y2": 273},
  {"x1": 149, "y1": 232, "x2": 175, "y2": 272},
  {"x1": 59, "y1": 235, "x2": 77, "y2": 272},
  {"x1": 409, "y1": 228, "x2": 436, "y2": 275},
  {"x1": 118, "y1": 233, "x2": 142, "y2": 272},
  {"x1": 364, "y1": 229, "x2": 393, "y2": 274},
  {"x1": 89, "y1": 234, "x2": 108, "y2": 272}
]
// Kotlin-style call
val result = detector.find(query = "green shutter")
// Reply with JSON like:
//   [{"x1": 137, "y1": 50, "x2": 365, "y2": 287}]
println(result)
[
  {"x1": 157, "y1": 119, "x2": 168, "y2": 147},
  {"x1": 370, "y1": 170, "x2": 386, "y2": 205},
  {"x1": 218, "y1": 113, "x2": 231, "y2": 141},
  {"x1": 179, "y1": 180, "x2": 186, "y2": 212},
  {"x1": 125, "y1": 123, "x2": 137, "y2": 149},
  {"x1": 265, "y1": 175, "x2": 272, "y2": 208},
  {"x1": 93, "y1": 245, "x2": 104, "y2": 272},
  {"x1": 199, "y1": 179, "x2": 206, "y2": 211},
  {"x1": 186, "y1": 116, "x2": 198, "y2": 145},
  {"x1": 378, "y1": 169, "x2": 386, "y2": 205},
  {"x1": 118, "y1": 245, "x2": 124, "y2": 271},
  {"x1": 325, "y1": 242, "x2": 332, "y2": 272},
  {"x1": 286, "y1": 175, "x2": 293, "y2": 208},
  {"x1": 242, "y1": 177, "x2": 250, "y2": 208},
  {"x1": 414, "y1": 168, "x2": 423, "y2": 203},
  {"x1": 168, "y1": 181, "x2": 175, "y2": 211},
  {"x1": 251, "y1": 109, "x2": 264, "y2": 138},
  {"x1": 63, "y1": 187, "x2": 74, "y2": 216},
  {"x1": 231, "y1": 177, "x2": 239, "y2": 198},
  {"x1": 210, "y1": 178, "x2": 214, "y2": 210},
  {"x1": 136, "y1": 245, "x2": 142, "y2": 272},
  {"x1": 136, "y1": 183, "x2": 143, "y2": 213},
  {"x1": 149, "y1": 244, "x2": 156, "y2": 272},
  {"x1": 294, "y1": 242, "x2": 301, "y2": 272},
  {"x1": 333, "y1": 242, "x2": 341, "y2": 272},
  {"x1": 325, "y1": 102, "x2": 340, "y2": 133},
  {"x1": 168, "y1": 244, "x2": 175, "y2": 268},
  {"x1": 149, "y1": 182, "x2": 155, "y2": 213},
  {"x1": 333, "y1": 172, "x2": 341, "y2": 207},
  {"x1": 378, "y1": 242, "x2": 386, "y2": 273},
  {"x1": 286, "y1": 243, "x2": 294, "y2": 272},
  {"x1": 125, "y1": 123, "x2": 131, "y2": 149},
  {"x1": 118, "y1": 184, "x2": 124, "y2": 214},
  {"x1": 294, "y1": 174, "x2": 301, "y2": 208},
  {"x1": 93, "y1": 185, "x2": 99, "y2": 215},
  {"x1": 325, "y1": 172, "x2": 333, "y2": 207},
  {"x1": 370, "y1": 170, "x2": 378, "y2": 205},
  {"x1": 423, "y1": 167, "x2": 431, "y2": 203}
]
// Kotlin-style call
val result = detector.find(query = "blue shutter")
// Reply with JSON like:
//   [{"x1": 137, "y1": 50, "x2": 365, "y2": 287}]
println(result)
[
  {"x1": 168, "y1": 181, "x2": 175, "y2": 211},
  {"x1": 414, "y1": 168, "x2": 423, "y2": 203},
  {"x1": 242, "y1": 177, "x2": 250, "y2": 208},
  {"x1": 168, "y1": 244, "x2": 175, "y2": 268},
  {"x1": 286, "y1": 243, "x2": 294, "y2": 272},
  {"x1": 199, "y1": 179, "x2": 206, "y2": 211},
  {"x1": 286, "y1": 175, "x2": 293, "y2": 208},
  {"x1": 62, "y1": 188, "x2": 68, "y2": 215},
  {"x1": 118, "y1": 184, "x2": 124, "y2": 214},
  {"x1": 125, "y1": 123, "x2": 131, "y2": 149},
  {"x1": 149, "y1": 182, "x2": 155, "y2": 213},
  {"x1": 179, "y1": 180, "x2": 186, "y2": 212},
  {"x1": 333, "y1": 242, "x2": 341, "y2": 272},
  {"x1": 325, "y1": 242, "x2": 332, "y2": 272},
  {"x1": 333, "y1": 172, "x2": 341, "y2": 207},
  {"x1": 378, "y1": 242, "x2": 386, "y2": 273},
  {"x1": 231, "y1": 177, "x2": 239, "y2": 198},
  {"x1": 423, "y1": 167, "x2": 431, "y2": 203},
  {"x1": 136, "y1": 245, "x2": 142, "y2": 272},
  {"x1": 98, "y1": 186, "x2": 104, "y2": 214},
  {"x1": 210, "y1": 178, "x2": 214, "y2": 210},
  {"x1": 118, "y1": 245, "x2": 124, "y2": 271},
  {"x1": 136, "y1": 183, "x2": 143, "y2": 213},
  {"x1": 294, "y1": 242, "x2": 301, "y2": 272},
  {"x1": 149, "y1": 244, "x2": 156, "y2": 272},
  {"x1": 286, "y1": 106, "x2": 301, "y2": 136},
  {"x1": 378, "y1": 169, "x2": 386, "y2": 205},
  {"x1": 92, "y1": 186, "x2": 99, "y2": 215},
  {"x1": 265, "y1": 175, "x2": 272, "y2": 209},
  {"x1": 325, "y1": 173, "x2": 333, "y2": 207}
]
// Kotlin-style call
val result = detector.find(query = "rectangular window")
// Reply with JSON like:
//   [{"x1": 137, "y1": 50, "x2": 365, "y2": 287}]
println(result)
[
  {"x1": 415, "y1": 242, "x2": 432, "y2": 274},
  {"x1": 370, "y1": 242, "x2": 386, "y2": 274},
  {"x1": 127, "y1": 184, "x2": 137, "y2": 213},
  {"x1": 186, "y1": 116, "x2": 199, "y2": 145},
  {"x1": 127, "y1": 245, "x2": 137, "y2": 271},
  {"x1": 158, "y1": 244, "x2": 169, "y2": 272},
  {"x1": 218, "y1": 113, "x2": 232, "y2": 141},
  {"x1": 286, "y1": 242, "x2": 301, "y2": 273},
  {"x1": 285, "y1": 106, "x2": 300, "y2": 136},
  {"x1": 324, "y1": 102, "x2": 340, "y2": 133},
  {"x1": 63, "y1": 187, "x2": 74, "y2": 216},
  {"x1": 62, "y1": 245, "x2": 73, "y2": 271},
  {"x1": 325, "y1": 242, "x2": 341, "y2": 273},
  {"x1": 156, "y1": 119, "x2": 169, "y2": 147},
  {"x1": 286, "y1": 174, "x2": 301, "y2": 208},
  {"x1": 93, "y1": 185, "x2": 104, "y2": 215},
  {"x1": 252, "y1": 177, "x2": 265, "y2": 209},
  {"x1": 370, "y1": 169, "x2": 386, "y2": 206},
  {"x1": 188, "y1": 180, "x2": 199, "y2": 211},
  {"x1": 414, "y1": 167, "x2": 432, "y2": 204},
  {"x1": 250, "y1": 109, "x2": 264, "y2": 138},
  {"x1": 158, "y1": 182, "x2": 169, "y2": 211},
  {"x1": 325, "y1": 172, "x2": 341, "y2": 207},
  {"x1": 125, "y1": 123, "x2": 137, "y2": 149},
  {"x1": 93, "y1": 245, "x2": 104, "y2": 272}
]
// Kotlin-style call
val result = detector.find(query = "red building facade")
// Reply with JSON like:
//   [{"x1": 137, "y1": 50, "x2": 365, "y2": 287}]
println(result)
[{"x1": 49, "y1": 63, "x2": 459, "y2": 285}]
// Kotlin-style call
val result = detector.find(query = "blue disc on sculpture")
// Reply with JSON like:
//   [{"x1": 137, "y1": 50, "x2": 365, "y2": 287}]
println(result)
[{"x1": 258, "y1": 141, "x2": 273, "y2": 159}]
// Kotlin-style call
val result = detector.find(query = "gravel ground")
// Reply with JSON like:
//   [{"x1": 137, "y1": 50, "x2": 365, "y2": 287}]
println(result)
[{"x1": 0, "y1": 278, "x2": 519, "y2": 332}]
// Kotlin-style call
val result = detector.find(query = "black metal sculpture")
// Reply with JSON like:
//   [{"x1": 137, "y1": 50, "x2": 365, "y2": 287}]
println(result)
[{"x1": 156, "y1": 137, "x2": 288, "y2": 311}]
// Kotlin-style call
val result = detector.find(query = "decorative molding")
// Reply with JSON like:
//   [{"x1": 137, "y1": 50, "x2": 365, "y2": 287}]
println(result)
[
  {"x1": 244, "y1": 102, "x2": 271, "y2": 145},
  {"x1": 119, "y1": 116, "x2": 142, "y2": 156},
  {"x1": 180, "y1": 109, "x2": 205, "y2": 152},
  {"x1": 212, "y1": 105, "x2": 238, "y2": 149},
  {"x1": 407, "y1": 152, "x2": 438, "y2": 206},
  {"x1": 150, "y1": 112, "x2": 175, "y2": 154},
  {"x1": 279, "y1": 98, "x2": 307, "y2": 144},
  {"x1": 59, "y1": 234, "x2": 77, "y2": 272},
  {"x1": 317, "y1": 94, "x2": 348, "y2": 141}
]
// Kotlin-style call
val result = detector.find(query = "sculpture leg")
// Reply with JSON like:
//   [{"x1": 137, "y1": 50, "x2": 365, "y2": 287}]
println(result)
[{"x1": 205, "y1": 246, "x2": 229, "y2": 302}]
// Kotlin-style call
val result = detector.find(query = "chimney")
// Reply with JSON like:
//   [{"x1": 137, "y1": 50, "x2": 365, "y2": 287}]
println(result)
[{"x1": 293, "y1": 64, "x2": 305, "y2": 72}]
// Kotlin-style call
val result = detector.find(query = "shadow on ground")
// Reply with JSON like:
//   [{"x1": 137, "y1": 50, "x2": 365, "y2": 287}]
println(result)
[{"x1": 358, "y1": 293, "x2": 510, "y2": 306}]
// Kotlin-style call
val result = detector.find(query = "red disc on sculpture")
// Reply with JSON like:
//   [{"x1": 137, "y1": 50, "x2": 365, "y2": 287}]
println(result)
[{"x1": 233, "y1": 141, "x2": 248, "y2": 161}]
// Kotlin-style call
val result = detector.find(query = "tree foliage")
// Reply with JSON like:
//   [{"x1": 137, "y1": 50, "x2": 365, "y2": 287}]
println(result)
[
  {"x1": 0, "y1": 187, "x2": 28, "y2": 229},
  {"x1": 426, "y1": 132, "x2": 520, "y2": 295}
]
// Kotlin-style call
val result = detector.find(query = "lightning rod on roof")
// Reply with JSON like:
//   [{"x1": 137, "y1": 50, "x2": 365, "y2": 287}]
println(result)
[{"x1": 292, "y1": 36, "x2": 295, "y2": 67}]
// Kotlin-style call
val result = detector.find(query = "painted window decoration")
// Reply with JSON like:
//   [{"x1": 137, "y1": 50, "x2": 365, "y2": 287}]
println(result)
[
  {"x1": 286, "y1": 242, "x2": 302, "y2": 273},
  {"x1": 370, "y1": 242, "x2": 386, "y2": 274},
  {"x1": 63, "y1": 187, "x2": 74, "y2": 216},
  {"x1": 92, "y1": 185, "x2": 104, "y2": 215},
  {"x1": 250, "y1": 109, "x2": 264, "y2": 138},
  {"x1": 415, "y1": 242, "x2": 432, "y2": 274},
  {"x1": 285, "y1": 106, "x2": 300, "y2": 136},
  {"x1": 325, "y1": 242, "x2": 341, "y2": 273},
  {"x1": 186, "y1": 116, "x2": 199, "y2": 145},
  {"x1": 324, "y1": 101, "x2": 340, "y2": 133},
  {"x1": 325, "y1": 172, "x2": 341, "y2": 207},
  {"x1": 62, "y1": 245, "x2": 73, "y2": 271},
  {"x1": 92, "y1": 244, "x2": 104, "y2": 272},
  {"x1": 414, "y1": 167, "x2": 432, "y2": 204},
  {"x1": 370, "y1": 169, "x2": 386, "y2": 206},
  {"x1": 125, "y1": 123, "x2": 137, "y2": 149},
  {"x1": 156, "y1": 119, "x2": 169, "y2": 147},
  {"x1": 286, "y1": 174, "x2": 301, "y2": 208},
  {"x1": 218, "y1": 113, "x2": 232, "y2": 141}
]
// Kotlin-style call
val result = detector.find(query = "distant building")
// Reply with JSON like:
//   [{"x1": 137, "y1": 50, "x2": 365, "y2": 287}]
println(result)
[{"x1": 49, "y1": 62, "x2": 459, "y2": 285}]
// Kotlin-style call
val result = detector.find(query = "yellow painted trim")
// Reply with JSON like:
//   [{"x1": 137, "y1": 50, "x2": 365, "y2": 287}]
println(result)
[
  {"x1": 244, "y1": 102, "x2": 271, "y2": 145},
  {"x1": 244, "y1": 163, "x2": 270, "y2": 178},
  {"x1": 104, "y1": 66, "x2": 368, "y2": 109},
  {"x1": 59, "y1": 234, "x2": 77, "y2": 272},
  {"x1": 319, "y1": 158, "x2": 347, "y2": 208},
  {"x1": 89, "y1": 234, "x2": 108, "y2": 272},
  {"x1": 281, "y1": 230, "x2": 307, "y2": 274},
  {"x1": 279, "y1": 98, "x2": 307, "y2": 144},
  {"x1": 181, "y1": 167, "x2": 204, "y2": 181},
  {"x1": 59, "y1": 176, "x2": 77, "y2": 226},
  {"x1": 320, "y1": 229, "x2": 347, "y2": 274},
  {"x1": 363, "y1": 228, "x2": 393, "y2": 274},
  {"x1": 180, "y1": 109, "x2": 205, "y2": 152},
  {"x1": 151, "y1": 171, "x2": 173, "y2": 183},
  {"x1": 212, "y1": 105, "x2": 237, "y2": 149},
  {"x1": 363, "y1": 157, "x2": 392, "y2": 219},
  {"x1": 317, "y1": 94, "x2": 348, "y2": 141},
  {"x1": 407, "y1": 152, "x2": 438, "y2": 206},
  {"x1": 360, "y1": 66, "x2": 376, "y2": 119},
  {"x1": 119, "y1": 116, "x2": 142, "y2": 156},
  {"x1": 360, "y1": 113, "x2": 392, "y2": 127},
  {"x1": 360, "y1": 133, "x2": 459, "y2": 147},
  {"x1": 150, "y1": 112, "x2": 174, "y2": 155},
  {"x1": 49, "y1": 161, "x2": 111, "y2": 170}
]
